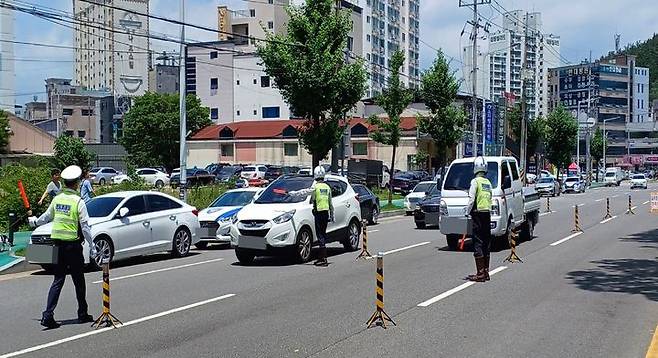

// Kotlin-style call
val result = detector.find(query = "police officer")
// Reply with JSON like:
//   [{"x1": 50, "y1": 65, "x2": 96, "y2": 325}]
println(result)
[
  {"x1": 310, "y1": 166, "x2": 334, "y2": 266},
  {"x1": 29, "y1": 165, "x2": 96, "y2": 329},
  {"x1": 466, "y1": 157, "x2": 492, "y2": 282}
]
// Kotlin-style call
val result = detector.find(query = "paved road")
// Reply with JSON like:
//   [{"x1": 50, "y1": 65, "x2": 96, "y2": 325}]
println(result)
[{"x1": 1, "y1": 183, "x2": 657, "y2": 357}]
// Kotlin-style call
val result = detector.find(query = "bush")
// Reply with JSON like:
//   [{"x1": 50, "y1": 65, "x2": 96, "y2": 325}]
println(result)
[
  {"x1": 95, "y1": 182, "x2": 229, "y2": 210},
  {"x1": 0, "y1": 163, "x2": 52, "y2": 232}
]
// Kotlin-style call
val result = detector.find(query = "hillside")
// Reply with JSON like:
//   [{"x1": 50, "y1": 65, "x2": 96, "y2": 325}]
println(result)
[{"x1": 603, "y1": 33, "x2": 658, "y2": 102}]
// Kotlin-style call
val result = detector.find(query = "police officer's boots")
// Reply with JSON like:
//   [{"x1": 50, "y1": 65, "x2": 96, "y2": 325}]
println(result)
[
  {"x1": 483, "y1": 256, "x2": 490, "y2": 281},
  {"x1": 314, "y1": 248, "x2": 328, "y2": 266},
  {"x1": 466, "y1": 257, "x2": 486, "y2": 282}
]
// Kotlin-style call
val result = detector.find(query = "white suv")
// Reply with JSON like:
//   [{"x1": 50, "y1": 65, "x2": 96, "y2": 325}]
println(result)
[
  {"x1": 241, "y1": 165, "x2": 268, "y2": 180},
  {"x1": 229, "y1": 174, "x2": 362, "y2": 264}
]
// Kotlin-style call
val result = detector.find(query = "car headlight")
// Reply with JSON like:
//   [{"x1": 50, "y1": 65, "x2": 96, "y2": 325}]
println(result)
[
  {"x1": 231, "y1": 215, "x2": 239, "y2": 224},
  {"x1": 219, "y1": 214, "x2": 235, "y2": 223},
  {"x1": 404, "y1": 197, "x2": 409, "y2": 203},
  {"x1": 439, "y1": 200, "x2": 448, "y2": 216},
  {"x1": 272, "y1": 210, "x2": 296, "y2": 224},
  {"x1": 491, "y1": 199, "x2": 500, "y2": 216}
]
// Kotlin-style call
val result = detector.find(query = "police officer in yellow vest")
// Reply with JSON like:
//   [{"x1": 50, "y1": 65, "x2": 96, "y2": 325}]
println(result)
[
  {"x1": 466, "y1": 157, "x2": 493, "y2": 282},
  {"x1": 310, "y1": 166, "x2": 334, "y2": 266},
  {"x1": 29, "y1": 165, "x2": 96, "y2": 329}
]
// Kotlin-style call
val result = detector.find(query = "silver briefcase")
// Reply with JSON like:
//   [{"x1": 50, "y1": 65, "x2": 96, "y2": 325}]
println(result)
[{"x1": 26, "y1": 244, "x2": 60, "y2": 265}]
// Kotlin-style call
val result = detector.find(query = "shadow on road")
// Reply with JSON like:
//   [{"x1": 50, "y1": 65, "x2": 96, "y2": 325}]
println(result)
[
  {"x1": 30, "y1": 252, "x2": 202, "y2": 275},
  {"x1": 229, "y1": 246, "x2": 349, "y2": 267}
]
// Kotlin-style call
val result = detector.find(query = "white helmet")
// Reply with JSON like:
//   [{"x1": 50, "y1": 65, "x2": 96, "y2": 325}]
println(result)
[
  {"x1": 61, "y1": 165, "x2": 82, "y2": 182},
  {"x1": 473, "y1": 156, "x2": 487, "y2": 175},
  {"x1": 313, "y1": 165, "x2": 326, "y2": 180}
]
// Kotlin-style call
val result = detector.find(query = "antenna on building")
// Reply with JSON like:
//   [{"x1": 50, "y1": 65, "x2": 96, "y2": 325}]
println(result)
[{"x1": 615, "y1": 33, "x2": 621, "y2": 53}]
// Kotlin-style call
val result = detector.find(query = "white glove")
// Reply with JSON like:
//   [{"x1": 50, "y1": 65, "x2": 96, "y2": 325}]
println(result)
[
  {"x1": 28, "y1": 216, "x2": 38, "y2": 228},
  {"x1": 90, "y1": 244, "x2": 98, "y2": 259}
]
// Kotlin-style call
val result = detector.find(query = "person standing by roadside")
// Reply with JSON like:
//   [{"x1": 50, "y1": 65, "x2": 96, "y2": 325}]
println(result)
[
  {"x1": 38, "y1": 169, "x2": 61, "y2": 206},
  {"x1": 80, "y1": 169, "x2": 94, "y2": 203},
  {"x1": 465, "y1": 157, "x2": 492, "y2": 282},
  {"x1": 310, "y1": 166, "x2": 334, "y2": 267}
]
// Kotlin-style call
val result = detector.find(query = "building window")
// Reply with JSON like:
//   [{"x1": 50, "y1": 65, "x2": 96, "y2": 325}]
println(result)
[
  {"x1": 62, "y1": 108, "x2": 74, "y2": 116},
  {"x1": 262, "y1": 106, "x2": 280, "y2": 118},
  {"x1": 210, "y1": 78, "x2": 218, "y2": 95},
  {"x1": 268, "y1": 0, "x2": 273, "y2": 3},
  {"x1": 261, "y1": 76, "x2": 270, "y2": 87},
  {"x1": 367, "y1": 34, "x2": 370, "y2": 42},
  {"x1": 78, "y1": 131, "x2": 86, "y2": 138},
  {"x1": 65, "y1": 130, "x2": 74, "y2": 137},
  {"x1": 347, "y1": 36, "x2": 353, "y2": 52},
  {"x1": 253, "y1": 109, "x2": 258, "y2": 115},
  {"x1": 267, "y1": 21, "x2": 274, "y2": 29},
  {"x1": 253, "y1": 78, "x2": 257, "y2": 85},
  {"x1": 211, "y1": 108, "x2": 219, "y2": 120},
  {"x1": 81, "y1": 109, "x2": 93, "y2": 116},
  {"x1": 221, "y1": 144, "x2": 234, "y2": 157},
  {"x1": 210, "y1": 51, "x2": 218, "y2": 59},
  {"x1": 284, "y1": 143, "x2": 298, "y2": 157},
  {"x1": 352, "y1": 142, "x2": 367, "y2": 156},
  {"x1": 366, "y1": 15, "x2": 370, "y2": 23},
  {"x1": 236, "y1": 79, "x2": 240, "y2": 85},
  {"x1": 249, "y1": 9, "x2": 255, "y2": 17},
  {"x1": 236, "y1": 110, "x2": 241, "y2": 116}
]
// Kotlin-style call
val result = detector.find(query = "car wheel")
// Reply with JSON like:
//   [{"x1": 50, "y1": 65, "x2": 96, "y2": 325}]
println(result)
[
  {"x1": 172, "y1": 227, "x2": 191, "y2": 257},
  {"x1": 91, "y1": 236, "x2": 114, "y2": 270},
  {"x1": 99, "y1": 178, "x2": 106, "y2": 186},
  {"x1": 235, "y1": 248, "x2": 255, "y2": 265},
  {"x1": 194, "y1": 242, "x2": 208, "y2": 249},
  {"x1": 446, "y1": 234, "x2": 460, "y2": 250},
  {"x1": 369, "y1": 206, "x2": 379, "y2": 225},
  {"x1": 294, "y1": 227, "x2": 313, "y2": 263},
  {"x1": 415, "y1": 221, "x2": 426, "y2": 229},
  {"x1": 520, "y1": 217, "x2": 535, "y2": 242},
  {"x1": 155, "y1": 180, "x2": 164, "y2": 188},
  {"x1": 342, "y1": 219, "x2": 361, "y2": 252}
]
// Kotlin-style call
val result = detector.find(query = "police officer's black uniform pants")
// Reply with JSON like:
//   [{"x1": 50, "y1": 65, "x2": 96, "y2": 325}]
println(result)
[
  {"x1": 43, "y1": 241, "x2": 89, "y2": 320},
  {"x1": 472, "y1": 210, "x2": 492, "y2": 258},
  {"x1": 314, "y1": 210, "x2": 330, "y2": 248}
]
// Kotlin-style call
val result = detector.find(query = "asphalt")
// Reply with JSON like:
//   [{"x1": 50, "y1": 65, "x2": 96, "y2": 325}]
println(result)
[{"x1": 0, "y1": 183, "x2": 656, "y2": 358}]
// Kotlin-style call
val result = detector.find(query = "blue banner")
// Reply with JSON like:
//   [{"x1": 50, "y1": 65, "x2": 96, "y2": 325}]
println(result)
[{"x1": 485, "y1": 103, "x2": 495, "y2": 145}]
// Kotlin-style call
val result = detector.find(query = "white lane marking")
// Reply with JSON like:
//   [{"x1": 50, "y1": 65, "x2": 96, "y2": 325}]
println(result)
[
  {"x1": 367, "y1": 229, "x2": 379, "y2": 233},
  {"x1": 539, "y1": 211, "x2": 555, "y2": 217},
  {"x1": 577, "y1": 203, "x2": 585, "y2": 207},
  {"x1": 643, "y1": 200, "x2": 650, "y2": 205},
  {"x1": 417, "y1": 266, "x2": 508, "y2": 307},
  {"x1": 0, "y1": 294, "x2": 235, "y2": 358},
  {"x1": 595, "y1": 198, "x2": 604, "y2": 202},
  {"x1": 600, "y1": 215, "x2": 618, "y2": 224},
  {"x1": 631, "y1": 206, "x2": 638, "y2": 211},
  {"x1": 381, "y1": 241, "x2": 431, "y2": 256},
  {"x1": 550, "y1": 232, "x2": 583, "y2": 246},
  {"x1": 92, "y1": 258, "x2": 225, "y2": 284},
  {"x1": 612, "y1": 195, "x2": 619, "y2": 198}
]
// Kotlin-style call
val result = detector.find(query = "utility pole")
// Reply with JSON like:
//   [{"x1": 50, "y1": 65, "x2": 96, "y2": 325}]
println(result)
[
  {"x1": 460, "y1": 0, "x2": 491, "y2": 157},
  {"x1": 519, "y1": 12, "x2": 530, "y2": 182},
  {"x1": 585, "y1": 51, "x2": 593, "y2": 186},
  {"x1": 178, "y1": 0, "x2": 187, "y2": 202}
]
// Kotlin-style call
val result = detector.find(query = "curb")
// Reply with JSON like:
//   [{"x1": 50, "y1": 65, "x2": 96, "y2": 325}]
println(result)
[{"x1": 379, "y1": 209, "x2": 406, "y2": 219}]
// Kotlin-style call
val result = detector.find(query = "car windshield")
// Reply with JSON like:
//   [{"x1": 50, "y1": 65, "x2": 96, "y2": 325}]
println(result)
[
  {"x1": 210, "y1": 191, "x2": 256, "y2": 207},
  {"x1": 86, "y1": 197, "x2": 123, "y2": 217},
  {"x1": 443, "y1": 162, "x2": 499, "y2": 191},
  {"x1": 428, "y1": 185, "x2": 441, "y2": 196},
  {"x1": 413, "y1": 183, "x2": 435, "y2": 193},
  {"x1": 605, "y1": 172, "x2": 615, "y2": 177},
  {"x1": 538, "y1": 178, "x2": 553, "y2": 183},
  {"x1": 90, "y1": 167, "x2": 101, "y2": 173},
  {"x1": 243, "y1": 166, "x2": 256, "y2": 172},
  {"x1": 565, "y1": 177, "x2": 578, "y2": 183},
  {"x1": 218, "y1": 167, "x2": 238, "y2": 175},
  {"x1": 395, "y1": 173, "x2": 414, "y2": 179},
  {"x1": 255, "y1": 177, "x2": 314, "y2": 204},
  {"x1": 633, "y1": 175, "x2": 645, "y2": 179}
]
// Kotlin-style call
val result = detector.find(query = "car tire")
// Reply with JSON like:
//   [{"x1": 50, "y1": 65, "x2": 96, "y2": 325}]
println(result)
[
  {"x1": 194, "y1": 242, "x2": 208, "y2": 249},
  {"x1": 99, "y1": 178, "x2": 106, "y2": 186},
  {"x1": 235, "y1": 248, "x2": 255, "y2": 265},
  {"x1": 342, "y1": 219, "x2": 361, "y2": 252},
  {"x1": 520, "y1": 217, "x2": 535, "y2": 242},
  {"x1": 369, "y1": 206, "x2": 379, "y2": 225},
  {"x1": 415, "y1": 221, "x2": 426, "y2": 229},
  {"x1": 172, "y1": 227, "x2": 192, "y2": 257},
  {"x1": 91, "y1": 236, "x2": 114, "y2": 270},
  {"x1": 446, "y1": 234, "x2": 460, "y2": 250},
  {"x1": 155, "y1": 180, "x2": 164, "y2": 188},
  {"x1": 294, "y1": 227, "x2": 313, "y2": 263}
]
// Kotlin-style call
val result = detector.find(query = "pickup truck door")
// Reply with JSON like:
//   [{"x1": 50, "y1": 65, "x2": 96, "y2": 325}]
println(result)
[
  {"x1": 500, "y1": 161, "x2": 515, "y2": 226},
  {"x1": 507, "y1": 160, "x2": 524, "y2": 225}
]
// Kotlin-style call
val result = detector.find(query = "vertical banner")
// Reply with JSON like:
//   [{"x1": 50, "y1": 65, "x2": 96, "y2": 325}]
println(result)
[{"x1": 485, "y1": 103, "x2": 494, "y2": 145}]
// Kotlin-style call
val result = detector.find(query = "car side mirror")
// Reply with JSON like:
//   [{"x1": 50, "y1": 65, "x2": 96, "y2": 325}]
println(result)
[
  {"x1": 118, "y1": 207, "x2": 129, "y2": 218},
  {"x1": 502, "y1": 176, "x2": 512, "y2": 190}
]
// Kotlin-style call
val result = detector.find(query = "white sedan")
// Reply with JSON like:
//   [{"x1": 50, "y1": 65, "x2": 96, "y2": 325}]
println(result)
[
  {"x1": 404, "y1": 181, "x2": 436, "y2": 215},
  {"x1": 111, "y1": 168, "x2": 170, "y2": 187},
  {"x1": 630, "y1": 174, "x2": 648, "y2": 189},
  {"x1": 197, "y1": 187, "x2": 262, "y2": 248},
  {"x1": 26, "y1": 191, "x2": 200, "y2": 269},
  {"x1": 229, "y1": 174, "x2": 362, "y2": 264}
]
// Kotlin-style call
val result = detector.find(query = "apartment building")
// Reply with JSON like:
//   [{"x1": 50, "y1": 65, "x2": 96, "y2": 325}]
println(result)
[{"x1": 0, "y1": 6, "x2": 15, "y2": 112}]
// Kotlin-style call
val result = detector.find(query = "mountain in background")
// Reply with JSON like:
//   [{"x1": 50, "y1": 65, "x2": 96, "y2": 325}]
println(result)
[{"x1": 603, "y1": 33, "x2": 658, "y2": 102}]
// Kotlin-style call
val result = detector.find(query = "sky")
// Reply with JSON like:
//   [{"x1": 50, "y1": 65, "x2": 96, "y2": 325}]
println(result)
[{"x1": 4, "y1": 0, "x2": 658, "y2": 108}]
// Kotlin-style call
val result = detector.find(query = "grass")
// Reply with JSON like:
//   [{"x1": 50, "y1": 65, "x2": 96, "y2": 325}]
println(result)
[
  {"x1": 372, "y1": 188, "x2": 404, "y2": 201},
  {"x1": 14, "y1": 248, "x2": 25, "y2": 257},
  {"x1": 381, "y1": 204, "x2": 403, "y2": 212}
]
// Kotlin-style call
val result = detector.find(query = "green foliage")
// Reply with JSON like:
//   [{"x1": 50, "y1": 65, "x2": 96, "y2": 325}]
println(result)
[
  {"x1": 53, "y1": 135, "x2": 96, "y2": 170},
  {"x1": 0, "y1": 163, "x2": 52, "y2": 232},
  {"x1": 590, "y1": 127, "x2": 605, "y2": 163},
  {"x1": 604, "y1": 33, "x2": 658, "y2": 101},
  {"x1": 411, "y1": 149, "x2": 429, "y2": 170},
  {"x1": 418, "y1": 50, "x2": 467, "y2": 168},
  {"x1": 544, "y1": 105, "x2": 578, "y2": 172},
  {"x1": 0, "y1": 110, "x2": 11, "y2": 153},
  {"x1": 121, "y1": 92, "x2": 211, "y2": 172},
  {"x1": 257, "y1": 0, "x2": 367, "y2": 167},
  {"x1": 507, "y1": 102, "x2": 546, "y2": 159}
]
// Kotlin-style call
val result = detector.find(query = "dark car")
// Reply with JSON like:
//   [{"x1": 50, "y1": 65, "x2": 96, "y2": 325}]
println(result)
[
  {"x1": 205, "y1": 163, "x2": 231, "y2": 176},
  {"x1": 410, "y1": 170, "x2": 432, "y2": 181},
  {"x1": 170, "y1": 168, "x2": 214, "y2": 188},
  {"x1": 390, "y1": 172, "x2": 421, "y2": 194},
  {"x1": 215, "y1": 165, "x2": 243, "y2": 183},
  {"x1": 264, "y1": 165, "x2": 300, "y2": 182},
  {"x1": 413, "y1": 185, "x2": 441, "y2": 229},
  {"x1": 352, "y1": 184, "x2": 380, "y2": 225}
]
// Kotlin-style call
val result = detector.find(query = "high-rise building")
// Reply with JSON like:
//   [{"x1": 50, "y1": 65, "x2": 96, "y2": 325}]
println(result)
[
  {"x1": 463, "y1": 10, "x2": 561, "y2": 119},
  {"x1": 73, "y1": 0, "x2": 150, "y2": 97},
  {"x1": 0, "y1": 6, "x2": 15, "y2": 112}
]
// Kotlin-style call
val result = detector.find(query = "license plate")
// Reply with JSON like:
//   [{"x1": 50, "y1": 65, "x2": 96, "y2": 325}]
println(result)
[
  {"x1": 394, "y1": 187, "x2": 401, "y2": 190},
  {"x1": 197, "y1": 227, "x2": 217, "y2": 238},
  {"x1": 240, "y1": 236, "x2": 267, "y2": 250}
]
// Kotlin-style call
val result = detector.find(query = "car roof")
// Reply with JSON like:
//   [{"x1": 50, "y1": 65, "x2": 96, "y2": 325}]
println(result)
[
  {"x1": 418, "y1": 181, "x2": 436, "y2": 184},
  {"x1": 226, "y1": 187, "x2": 262, "y2": 193},
  {"x1": 450, "y1": 156, "x2": 516, "y2": 164}
]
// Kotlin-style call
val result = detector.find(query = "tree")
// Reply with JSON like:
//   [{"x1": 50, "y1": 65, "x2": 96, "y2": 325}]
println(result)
[
  {"x1": 0, "y1": 110, "x2": 11, "y2": 153},
  {"x1": 544, "y1": 105, "x2": 578, "y2": 174},
  {"x1": 121, "y1": 92, "x2": 210, "y2": 171},
  {"x1": 590, "y1": 127, "x2": 605, "y2": 180},
  {"x1": 507, "y1": 102, "x2": 546, "y2": 165},
  {"x1": 53, "y1": 135, "x2": 96, "y2": 170},
  {"x1": 417, "y1": 50, "x2": 467, "y2": 174},
  {"x1": 368, "y1": 50, "x2": 413, "y2": 204},
  {"x1": 258, "y1": 0, "x2": 367, "y2": 167}
]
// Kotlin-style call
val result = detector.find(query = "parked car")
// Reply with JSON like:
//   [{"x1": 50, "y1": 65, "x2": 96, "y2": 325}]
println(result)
[
  {"x1": 26, "y1": 191, "x2": 200, "y2": 270},
  {"x1": 630, "y1": 173, "x2": 648, "y2": 189},
  {"x1": 205, "y1": 163, "x2": 229, "y2": 176},
  {"x1": 197, "y1": 188, "x2": 262, "y2": 249},
  {"x1": 111, "y1": 168, "x2": 170, "y2": 187},
  {"x1": 229, "y1": 175, "x2": 362, "y2": 264},
  {"x1": 404, "y1": 181, "x2": 436, "y2": 215},
  {"x1": 216, "y1": 165, "x2": 243, "y2": 183},
  {"x1": 535, "y1": 176, "x2": 560, "y2": 197},
  {"x1": 352, "y1": 184, "x2": 380, "y2": 225},
  {"x1": 89, "y1": 167, "x2": 120, "y2": 185},
  {"x1": 241, "y1": 165, "x2": 268, "y2": 180},
  {"x1": 563, "y1": 176, "x2": 585, "y2": 193},
  {"x1": 604, "y1": 167, "x2": 623, "y2": 186},
  {"x1": 409, "y1": 170, "x2": 433, "y2": 181},
  {"x1": 264, "y1": 166, "x2": 300, "y2": 182},
  {"x1": 297, "y1": 167, "x2": 312, "y2": 176},
  {"x1": 391, "y1": 172, "x2": 421, "y2": 194},
  {"x1": 413, "y1": 184, "x2": 441, "y2": 229},
  {"x1": 170, "y1": 168, "x2": 214, "y2": 188}
]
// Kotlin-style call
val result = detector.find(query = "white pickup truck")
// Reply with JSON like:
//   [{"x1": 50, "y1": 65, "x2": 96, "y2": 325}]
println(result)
[{"x1": 439, "y1": 156, "x2": 541, "y2": 250}]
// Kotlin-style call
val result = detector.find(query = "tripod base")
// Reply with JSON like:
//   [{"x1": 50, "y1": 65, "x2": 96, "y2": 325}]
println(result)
[
  {"x1": 366, "y1": 309, "x2": 396, "y2": 329},
  {"x1": 92, "y1": 312, "x2": 123, "y2": 329},
  {"x1": 504, "y1": 250, "x2": 523, "y2": 263},
  {"x1": 355, "y1": 248, "x2": 372, "y2": 260}
]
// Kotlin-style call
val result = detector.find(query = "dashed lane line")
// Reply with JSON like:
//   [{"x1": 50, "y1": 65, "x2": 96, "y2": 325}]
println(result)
[
  {"x1": 549, "y1": 232, "x2": 583, "y2": 246},
  {"x1": 643, "y1": 200, "x2": 650, "y2": 205},
  {"x1": 92, "y1": 258, "x2": 225, "y2": 284},
  {"x1": 417, "y1": 266, "x2": 508, "y2": 307},
  {"x1": 539, "y1": 211, "x2": 555, "y2": 217},
  {"x1": 381, "y1": 242, "x2": 431, "y2": 255},
  {"x1": 595, "y1": 198, "x2": 604, "y2": 202},
  {"x1": 600, "y1": 215, "x2": 618, "y2": 224}
]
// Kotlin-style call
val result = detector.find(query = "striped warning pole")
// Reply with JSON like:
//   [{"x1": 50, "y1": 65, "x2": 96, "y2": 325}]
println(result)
[
  {"x1": 626, "y1": 194, "x2": 636, "y2": 215},
  {"x1": 572, "y1": 205, "x2": 582, "y2": 233},
  {"x1": 366, "y1": 253, "x2": 396, "y2": 329},
  {"x1": 355, "y1": 220, "x2": 372, "y2": 260},
  {"x1": 603, "y1": 197, "x2": 612, "y2": 219},
  {"x1": 92, "y1": 260, "x2": 122, "y2": 329},
  {"x1": 546, "y1": 196, "x2": 551, "y2": 213}
]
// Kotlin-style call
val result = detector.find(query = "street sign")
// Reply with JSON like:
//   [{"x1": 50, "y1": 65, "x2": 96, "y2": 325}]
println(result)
[
  {"x1": 485, "y1": 103, "x2": 494, "y2": 145},
  {"x1": 464, "y1": 142, "x2": 483, "y2": 157},
  {"x1": 651, "y1": 192, "x2": 658, "y2": 213}
]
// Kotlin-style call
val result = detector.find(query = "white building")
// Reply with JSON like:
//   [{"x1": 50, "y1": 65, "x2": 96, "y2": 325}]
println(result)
[
  {"x1": 73, "y1": 0, "x2": 150, "y2": 97},
  {"x1": 633, "y1": 66, "x2": 650, "y2": 123},
  {"x1": 463, "y1": 10, "x2": 561, "y2": 119},
  {"x1": 0, "y1": 6, "x2": 15, "y2": 112}
]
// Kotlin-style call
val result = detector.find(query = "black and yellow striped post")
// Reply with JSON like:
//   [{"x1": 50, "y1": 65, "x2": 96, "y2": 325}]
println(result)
[
  {"x1": 546, "y1": 196, "x2": 551, "y2": 213},
  {"x1": 572, "y1": 205, "x2": 582, "y2": 232},
  {"x1": 355, "y1": 220, "x2": 372, "y2": 260},
  {"x1": 626, "y1": 194, "x2": 636, "y2": 215},
  {"x1": 603, "y1": 197, "x2": 612, "y2": 219},
  {"x1": 92, "y1": 261, "x2": 122, "y2": 329},
  {"x1": 366, "y1": 253, "x2": 395, "y2": 329},
  {"x1": 504, "y1": 230, "x2": 523, "y2": 263}
]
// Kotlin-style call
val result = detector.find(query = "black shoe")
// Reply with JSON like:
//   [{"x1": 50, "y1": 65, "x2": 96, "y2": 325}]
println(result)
[
  {"x1": 78, "y1": 314, "x2": 94, "y2": 324},
  {"x1": 40, "y1": 317, "x2": 61, "y2": 329}
]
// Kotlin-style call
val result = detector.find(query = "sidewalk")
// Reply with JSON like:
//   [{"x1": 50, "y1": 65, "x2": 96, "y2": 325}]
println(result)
[{"x1": 0, "y1": 232, "x2": 31, "y2": 272}]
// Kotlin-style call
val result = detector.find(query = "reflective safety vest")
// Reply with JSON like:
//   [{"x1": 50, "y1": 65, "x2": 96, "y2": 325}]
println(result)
[
  {"x1": 314, "y1": 182, "x2": 331, "y2": 212},
  {"x1": 475, "y1": 176, "x2": 493, "y2": 212},
  {"x1": 51, "y1": 189, "x2": 81, "y2": 241}
]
